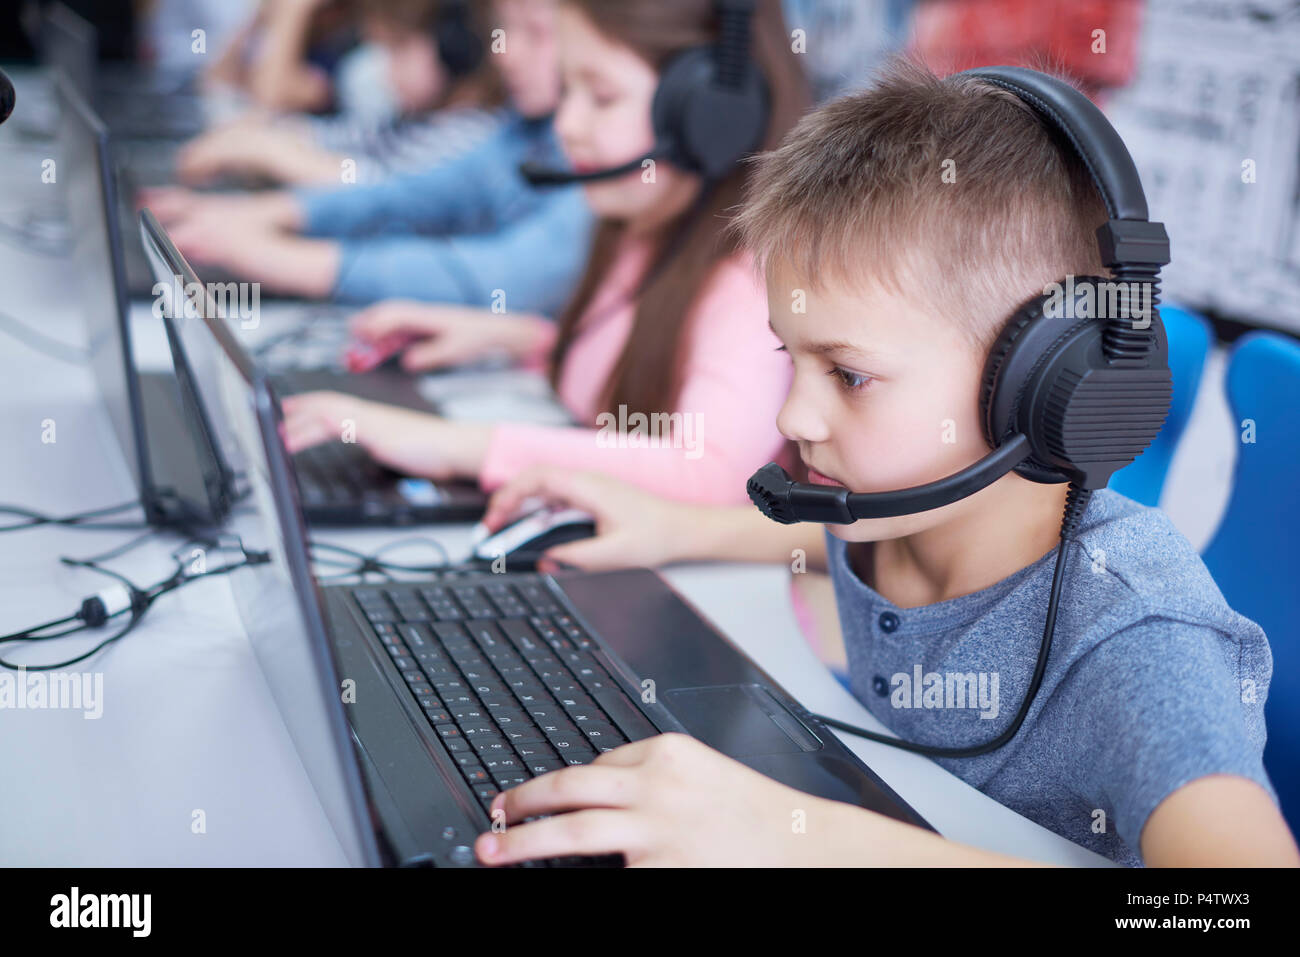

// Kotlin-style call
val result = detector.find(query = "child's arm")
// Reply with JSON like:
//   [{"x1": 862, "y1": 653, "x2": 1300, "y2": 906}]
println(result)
[
  {"x1": 475, "y1": 735, "x2": 1300, "y2": 867},
  {"x1": 245, "y1": 0, "x2": 333, "y2": 113},
  {"x1": 480, "y1": 467, "x2": 829, "y2": 572},
  {"x1": 473, "y1": 733, "x2": 1037, "y2": 866},
  {"x1": 1140, "y1": 775, "x2": 1300, "y2": 866}
]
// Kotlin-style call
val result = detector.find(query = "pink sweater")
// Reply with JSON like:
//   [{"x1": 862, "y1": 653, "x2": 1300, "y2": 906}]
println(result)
[{"x1": 478, "y1": 235, "x2": 791, "y2": 504}]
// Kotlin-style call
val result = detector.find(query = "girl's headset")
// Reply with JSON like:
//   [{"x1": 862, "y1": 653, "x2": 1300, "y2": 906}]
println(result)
[{"x1": 522, "y1": 0, "x2": 770, "y2": 185}]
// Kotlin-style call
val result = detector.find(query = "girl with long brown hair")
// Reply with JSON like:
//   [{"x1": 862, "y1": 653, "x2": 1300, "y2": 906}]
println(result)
[{"x1": 281, "y1": 0, "x2": 810, "y2": 505}]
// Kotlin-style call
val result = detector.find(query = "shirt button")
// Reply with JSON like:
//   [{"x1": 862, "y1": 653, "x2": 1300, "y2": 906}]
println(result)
[
  {"x1": 878, "y1": 611, "x2": 900, "y2": 633},
  {"x1": 871, "y1": 676, "x2": 890, "y2": 696}
]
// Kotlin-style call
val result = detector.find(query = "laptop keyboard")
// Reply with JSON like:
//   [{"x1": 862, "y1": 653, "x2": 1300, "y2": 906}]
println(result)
[
  {"x1": 350, "y1": 579, "x2": 650, "y2": 817},
  {"x1": 293, "y1": 438, "x2": 395, "y2": 507}
]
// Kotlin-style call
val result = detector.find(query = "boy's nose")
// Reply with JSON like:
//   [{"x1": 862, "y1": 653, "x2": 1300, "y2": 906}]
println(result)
[{"x1": 775, "y1": 383, "x2": 831, "y2": 445}]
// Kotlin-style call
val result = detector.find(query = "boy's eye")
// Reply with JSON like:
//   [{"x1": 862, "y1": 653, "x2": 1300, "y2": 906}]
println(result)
[{"x1": 828, "y1": 366, "x2": 872, "y2": 392}]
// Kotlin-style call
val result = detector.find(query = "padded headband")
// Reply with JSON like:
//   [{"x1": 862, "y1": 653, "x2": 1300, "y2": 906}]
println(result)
[{"x1": 957, "y1": 66, "x2": 1149, "y2": 222}]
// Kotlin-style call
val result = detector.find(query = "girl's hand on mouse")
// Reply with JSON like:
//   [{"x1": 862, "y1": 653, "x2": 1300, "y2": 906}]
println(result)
[
  {"x1": 279, "y1": 390, "x2": 492, "y2": 480},
  {"x1": 475, "y1": 732, "x2": 890, "y2": 866},
  {"x1": 482, "y1": 467, "x2": 704, "y2": 571},
  {"x1": 348, "y1": 301, "x2": 555, "y2": 372}
]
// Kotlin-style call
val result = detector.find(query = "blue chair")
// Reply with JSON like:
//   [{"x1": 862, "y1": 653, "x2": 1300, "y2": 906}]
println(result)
[
  {"x1": 1108, "y1": 303, "x2": 1212, "y2": 506},
  {"x1": 1201, "y1": 332, "x2": 1300, "y2": 831}
]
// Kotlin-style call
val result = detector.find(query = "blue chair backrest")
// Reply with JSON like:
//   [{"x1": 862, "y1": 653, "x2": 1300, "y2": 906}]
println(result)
[
  {"x1": 1201, "y1": 331, "x2": 1300, "y2": 831},
  {"x1": 1108, "y1": 303, "x2": 1212, "y2": 506}
]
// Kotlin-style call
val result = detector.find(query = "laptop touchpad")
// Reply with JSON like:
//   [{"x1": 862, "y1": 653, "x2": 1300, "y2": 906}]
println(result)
[{"x1": 662, "y1": 684, "x2": 822, "y2": 755}]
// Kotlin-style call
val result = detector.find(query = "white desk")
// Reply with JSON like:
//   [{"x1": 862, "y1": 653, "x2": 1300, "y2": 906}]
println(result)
[{"x1": 0, "y1": 98, "x2": 1113, "y2": 865}]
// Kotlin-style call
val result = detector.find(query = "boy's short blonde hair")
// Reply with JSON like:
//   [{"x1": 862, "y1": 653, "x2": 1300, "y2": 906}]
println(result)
[{"x1": 734, "y1": 58, "x2": 1110, "y2": 353}]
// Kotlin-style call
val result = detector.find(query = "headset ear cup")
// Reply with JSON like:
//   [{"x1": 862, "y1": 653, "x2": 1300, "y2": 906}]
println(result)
[
  {"x1": 980, "y1": 306, "x2": 1038, "y2": 448},
  {"x1": 435, "y1": 8, "x2": 482, "y2": 78},
  {"x1": 979, "y1": 296, "x2": 1072, "y2": 485},
  {"x1": 651, "y1": 47, "x2": 769, "y2": 179}
]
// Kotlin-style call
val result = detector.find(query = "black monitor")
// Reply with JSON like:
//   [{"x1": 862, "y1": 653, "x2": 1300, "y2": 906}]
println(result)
[
  {"x1": 56, "y1": 70, "x2": 228, "y2": 527},
  {"x1": 139, "y1": 206, "x2": 385, "y2": 866},
  {"x1": 42, "y1": 3, "x2": 96, "y2": 104}
]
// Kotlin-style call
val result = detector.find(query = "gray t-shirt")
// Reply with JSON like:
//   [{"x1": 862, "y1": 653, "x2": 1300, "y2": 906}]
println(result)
[{"x1": 825, "y1": 489, "x2": 1277, "y2": 866}]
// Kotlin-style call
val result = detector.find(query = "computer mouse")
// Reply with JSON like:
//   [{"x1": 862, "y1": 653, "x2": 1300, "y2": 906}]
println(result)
[
  {"x1": 471, "y1": 506, "x2": 597, "y2": 570},
  {"x1": 343, "y1": 333, "x2": 418, "y2": 373}
]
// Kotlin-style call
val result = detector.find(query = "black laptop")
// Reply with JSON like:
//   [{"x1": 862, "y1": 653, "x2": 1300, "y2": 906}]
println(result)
[
  {"x1": 181, "y1": 287, "x2": 934, "y2": 867},
  {"x1": 55, "y1": 70, "x2": 230, "y2": 529},
  {"x1": 139, "y1": 208, "x2": 491, "y2": 525},
  {"x1": 41, "y1": 1, "x2": 206, "y2": 142}
]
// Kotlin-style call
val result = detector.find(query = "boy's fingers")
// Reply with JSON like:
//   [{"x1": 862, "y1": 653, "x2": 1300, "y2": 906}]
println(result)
[
  {"x1": 475, "y1": 809, "x2": 646, "y2": 867},
  {"x1": 491, "y1": 765, "x2": 639, "y2": 823}
]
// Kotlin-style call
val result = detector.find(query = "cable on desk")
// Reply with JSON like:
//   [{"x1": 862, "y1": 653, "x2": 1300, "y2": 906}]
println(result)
[
  {"x1": 308, "y1": 535, "x2": 454, "y2": 582},
  {"x1": 0, "y1": 308, "x2": 88, "y2": 364},
  {"x1": 0, "y1": 532, "x2": 271, "y2": 670},
  {"x1": 0, "y1": 498, "x2": 150, "y2": 533}
]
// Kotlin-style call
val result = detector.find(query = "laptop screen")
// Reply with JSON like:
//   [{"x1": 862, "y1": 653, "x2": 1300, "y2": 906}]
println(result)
[
  {"x1": 54, "y1": 72, "x2": 148, "y2": 499},
  {"x1": 42, "y1": 3, "x2": 96, "y2": 104},
  {"x1": 138, "y1": 209, "x2": 383, "y2": 867}
]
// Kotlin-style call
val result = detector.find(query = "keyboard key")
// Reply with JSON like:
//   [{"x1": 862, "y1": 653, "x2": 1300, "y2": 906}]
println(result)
[
  {"x1": 525, "y1": 757, "x2": 565, "y2": 775},
  {"x1": 578, "y1": 723, "x2": 625, "y2": 745},
  {"x1": 491, "y1": 770, "x2": 530, "y2": 788}
]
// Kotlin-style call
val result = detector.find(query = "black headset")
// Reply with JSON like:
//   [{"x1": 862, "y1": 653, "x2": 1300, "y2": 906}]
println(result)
[
  {"x1": 749, "y1": 66, "x2": 1172, "y2": 758},
  {"x1": 0, "y1": 67, "x2": 13, "y2": 126},
  {"x1": 434, "y1": 0, "x2": 484, "y2": 79},
  {"x1": 522, "y1": 0, "x2": 770, "y2": 185}
]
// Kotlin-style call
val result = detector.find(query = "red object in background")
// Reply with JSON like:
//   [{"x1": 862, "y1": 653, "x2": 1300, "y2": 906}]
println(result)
[
  {"x1": 343, "y1": 333, "x2": 418, "y2": 373},
  {"x1": 910, "y1": 0, "x2": 1142, "y2": 100}
]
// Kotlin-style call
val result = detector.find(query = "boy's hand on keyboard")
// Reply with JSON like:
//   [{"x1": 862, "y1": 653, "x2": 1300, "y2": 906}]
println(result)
[
  {"x1": 280, "y1": 390, "x2": 492, "y2": 479},
  {"x1": 474, "y1": 733, "x2": 859, "y2": 866},
  {"x1": 349, "y1": 300, "x2": 553, "y2": 372},
  {"x1": 482, "y1": 467, "x2": 695, "y2": 571}
]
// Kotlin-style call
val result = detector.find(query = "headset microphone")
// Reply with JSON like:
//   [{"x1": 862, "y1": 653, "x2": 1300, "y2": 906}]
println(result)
[
  {"x1": 748, "y1": 435, "x2": 1034, "y2": 525},
  {"x1": 520, "y1": 143, "x2": 670, "y2": 187}
]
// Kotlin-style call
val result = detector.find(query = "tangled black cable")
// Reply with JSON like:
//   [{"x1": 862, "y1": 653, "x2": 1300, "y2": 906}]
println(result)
[
  {"x1": 308, "y1": 536, "x2": 455, "y2": 582},
  {"x1": 0, "y1": 532, "x2": 270, "y2": 670},
  {"x1": 0, "y1": 499, "x2": 150, "y2": 533}
]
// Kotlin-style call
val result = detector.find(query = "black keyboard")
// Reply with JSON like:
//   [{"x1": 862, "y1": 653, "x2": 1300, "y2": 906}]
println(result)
[
  {"x1": 294, "y1": 439, "x2": 393, "y2": 507},
  {"x1": 351, "y1": 579, "x2": 657, "y2": 820}
]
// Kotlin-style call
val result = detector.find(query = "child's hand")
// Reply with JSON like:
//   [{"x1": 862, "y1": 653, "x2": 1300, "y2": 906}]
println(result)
[
  {"x1": 137, "y1": 185, "x2": 202, "y2": 223},
  {"x1": 475, "y1": 733, "x2": 851, "y2": 866},
  {"x1": 348, "y1": 301, "x2": 549, "y2": 372},
  {"x1": 137, "y1": 187, "x2": 300, "y2": 232},
  {"x1": 279, "y1": 391, "x2": 491, "y2": 480},
  {"x1": 481, "y1": 466, "x2": 700, "y2": 571}
]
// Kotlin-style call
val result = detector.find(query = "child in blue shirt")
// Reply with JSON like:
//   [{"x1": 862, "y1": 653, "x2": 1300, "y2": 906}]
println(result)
[
  {"x1": 465, "y1": 61, "x2": 1298, "y2": 867},
  {"x1": 141, "y1": 0, "x2": 592, "y2": 315}
]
